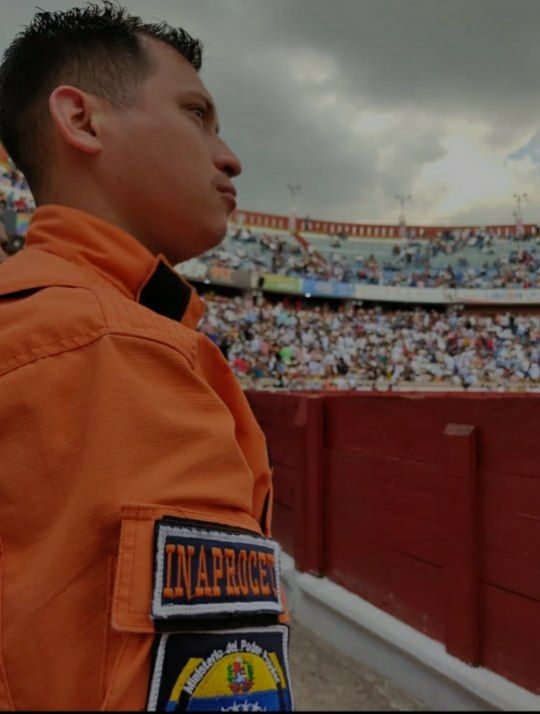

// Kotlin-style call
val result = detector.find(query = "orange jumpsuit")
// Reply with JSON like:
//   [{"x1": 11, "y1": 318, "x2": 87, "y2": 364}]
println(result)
[{"x1": 0, "y1": 206, "x2": 290, "y2": 711}]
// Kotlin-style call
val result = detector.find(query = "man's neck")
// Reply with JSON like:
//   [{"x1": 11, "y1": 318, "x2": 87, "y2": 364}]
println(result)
[{"x1": 35, "y1": 188, "x2": 158, "y2": 257}]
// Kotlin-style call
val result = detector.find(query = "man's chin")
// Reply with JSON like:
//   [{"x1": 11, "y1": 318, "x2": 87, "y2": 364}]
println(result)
[
  {"x1": 168, "y1": 225, "x2": 228, "y2": 264},
  {"x1": 194, "y1": 223, "x2": 229, "y2": 256}
]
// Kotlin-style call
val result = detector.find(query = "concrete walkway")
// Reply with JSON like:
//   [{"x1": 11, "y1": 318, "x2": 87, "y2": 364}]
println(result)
[{"x1": 289, "y1": 620, "x2": 426, "y2": 711}]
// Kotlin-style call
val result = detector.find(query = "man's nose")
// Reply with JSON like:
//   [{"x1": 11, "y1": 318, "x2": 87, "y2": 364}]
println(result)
[{"x1": 215, "y1": 140, "x2": 242, "y2": 178}]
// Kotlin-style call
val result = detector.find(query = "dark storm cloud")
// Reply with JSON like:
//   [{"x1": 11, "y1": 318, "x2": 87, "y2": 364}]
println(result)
[
  {"x1": 213, "y1": 0, "x2": 540, "y2": 124},
  {"x1": 1, "y1": 0, "x2": 538, "y2": 223}
]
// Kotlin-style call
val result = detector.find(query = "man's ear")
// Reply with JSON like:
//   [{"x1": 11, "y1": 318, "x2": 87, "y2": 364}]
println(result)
[{"x1": 48, "y1": 85, "x2": 101, "y2": 155}]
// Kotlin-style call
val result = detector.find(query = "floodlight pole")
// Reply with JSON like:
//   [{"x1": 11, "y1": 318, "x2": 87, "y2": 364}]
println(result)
[
  {"x1": 395, "y1": 194, "x2": 412, "y2": 238},
  {"x1": 287, "y1": 182, "x2": 302, "y2": 234},
  {"x1": 512, "y1": 193, "x2": 528, "y2": 237},
  {"x1": 285, "y1": 181, "x2": 325, "y2": 262}
]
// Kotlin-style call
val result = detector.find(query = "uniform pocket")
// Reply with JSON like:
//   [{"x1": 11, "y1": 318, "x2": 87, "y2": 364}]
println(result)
[{"x1": 101, "y1": 504, "x2": 292, "y2": 711}]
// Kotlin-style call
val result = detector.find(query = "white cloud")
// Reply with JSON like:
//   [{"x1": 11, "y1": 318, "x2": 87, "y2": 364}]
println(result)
[
  {"x1": 412, "y1": 119, "x2": 539, "y2": 224},
  {"x1": 353, "y1": 110, "x2": 398, "y2": 136},
  {"x1": 290, "y1": 48, "x2": 338, "y2": 87}
]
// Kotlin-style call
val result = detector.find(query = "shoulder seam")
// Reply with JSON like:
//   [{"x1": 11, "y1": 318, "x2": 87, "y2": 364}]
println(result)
[
  {"x1": 85, "y1": 281, "x2": 110, "y2": 329},
  {"x1": 105, "y1": 329, "x2": 196, "y2": 369},
  {"x1": 0, "y1": 328, "x2": 196, "y2": 379},
  {"x1": 89, "y1": 282, "x2": 198, "y2": 367}
]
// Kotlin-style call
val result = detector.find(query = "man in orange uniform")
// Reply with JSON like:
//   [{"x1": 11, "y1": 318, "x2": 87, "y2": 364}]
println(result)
[{"x1": 0, "y1": 2, "x2": 292, "y2": 711}]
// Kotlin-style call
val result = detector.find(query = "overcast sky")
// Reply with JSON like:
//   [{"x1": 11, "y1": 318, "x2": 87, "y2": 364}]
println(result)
[{"x1": 1, "y1": 0, "x2": 539, "y2": 227}]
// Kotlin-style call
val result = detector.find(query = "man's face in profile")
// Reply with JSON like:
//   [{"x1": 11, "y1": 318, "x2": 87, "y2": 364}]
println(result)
[{"x1": 99, "y1": 37, "x2": 242, "y2": 265}]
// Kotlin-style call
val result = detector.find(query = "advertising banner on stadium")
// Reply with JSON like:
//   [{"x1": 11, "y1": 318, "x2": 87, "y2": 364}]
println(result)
[
  {"x1": 455, "y1": 288, "x2": 540, "y2": 305},
  {"x1": 233, "y1": 269, "x2": 256, "y2": 289},
  {"x1": 208, "y1": 265, "x2": 235, "y2": 286},
  {"x1": 179, "y1": 263, "x2": 540, "y2": 305},
  {"x1": 262, "y1": 274, "x2": 303, "y2": 294},
  {"x1": 352, "y1": 283, "x2": 451, "y2": 304},
  {"x1": 15, "y1": 212, "x2": 32, "y2": 237},
  {"x1": 302, "y1": 278, "x2": 354, "y2": 299},
  {"x1": 178, "y1": 262, "x2": 260, "y2": 290},
  {"x1": 351, "y1": 284, "x2": 540, "y2": 305},
  {"x1": 1, "y1": 210, "x2": 32, "y2": 239},
  {"x1": 208, "y1": 266, "x2": 253, "y2": 289}
]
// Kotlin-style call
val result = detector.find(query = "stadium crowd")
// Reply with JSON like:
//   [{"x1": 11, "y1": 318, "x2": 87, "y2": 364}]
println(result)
[
  {"x1": 0, "y1": 161, "x2": 538, "y2": 392},
  {"x1": 199, "y1": 293, "x2": 540, "y2": 391},
  {"x1": 0, "y1": 165, "x2": 34, "y2": 214},
  {"x1": 199, "y1": 226, "x2": 540, "y2": 290},
  {"x1": 0, "y1": 165, "x2": 35, "y2": 260}
]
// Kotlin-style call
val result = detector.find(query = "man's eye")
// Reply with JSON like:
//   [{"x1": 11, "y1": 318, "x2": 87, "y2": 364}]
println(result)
[{"x1": 190, "y1": 106, "x2": 206, "y2": 121}]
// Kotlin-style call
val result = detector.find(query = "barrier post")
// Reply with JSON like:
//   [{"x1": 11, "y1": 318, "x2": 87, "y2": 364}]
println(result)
[
  {"x1": 294, "y1": 396, "x2": 325, "y2": 575},
  {"x1": 443, "y1": 423, "x2": 480, "y2": 666}
]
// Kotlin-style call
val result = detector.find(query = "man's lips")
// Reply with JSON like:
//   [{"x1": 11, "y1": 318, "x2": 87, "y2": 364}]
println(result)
[
  {"x1": 218, "y1": 184, "x2": 237, "y2": 195},
  {"x1": 218, "y1": 189, "x2": 237, "y2": 209}
]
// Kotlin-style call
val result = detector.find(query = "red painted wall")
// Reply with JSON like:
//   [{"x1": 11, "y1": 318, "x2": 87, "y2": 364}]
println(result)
[{"x1": 246, "y1": 390, "x2": 540, "y2": 694}]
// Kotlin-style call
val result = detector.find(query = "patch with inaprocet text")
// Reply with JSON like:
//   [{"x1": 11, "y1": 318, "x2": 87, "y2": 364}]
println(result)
[
  {"x1": 152, "y1": 519, "x2": 283, "y2": 622},
  {"x1": 147, "y1": 625, "x2": 293, "y2": 711}
]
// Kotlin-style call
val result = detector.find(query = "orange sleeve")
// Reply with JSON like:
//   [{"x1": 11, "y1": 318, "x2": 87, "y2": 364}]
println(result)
[
  {"x1": 0, "y1": 330, "x2": 271, "y2": 710},
  {"x1": 82, "y1": 331, "x2": 268, "y2": 527}
]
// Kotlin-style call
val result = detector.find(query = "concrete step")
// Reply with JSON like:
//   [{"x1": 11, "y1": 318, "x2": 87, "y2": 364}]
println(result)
[{"x1": 290, "y1": 619, "x2": 426, "y2": 711}]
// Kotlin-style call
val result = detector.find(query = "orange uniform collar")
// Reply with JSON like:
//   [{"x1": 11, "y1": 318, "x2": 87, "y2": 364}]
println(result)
[{"x1": 25, "y1": 204, "x2": 205, "y2": 328}]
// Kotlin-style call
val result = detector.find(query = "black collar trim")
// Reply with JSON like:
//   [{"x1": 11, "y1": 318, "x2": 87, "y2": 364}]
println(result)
[{"x1": 138, "y1": 260, "x2": 191, "y2": 322}]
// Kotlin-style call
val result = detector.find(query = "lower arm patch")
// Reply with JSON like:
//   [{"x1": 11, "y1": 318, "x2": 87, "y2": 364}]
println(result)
[{"x1": 147, "y1": 625, "x2": 293, "y2": 711}]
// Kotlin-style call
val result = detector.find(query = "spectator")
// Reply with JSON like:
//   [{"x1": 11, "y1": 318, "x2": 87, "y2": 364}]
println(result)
[{"x1": 199, "y1": 293, "x2": 539, "y2": 392}]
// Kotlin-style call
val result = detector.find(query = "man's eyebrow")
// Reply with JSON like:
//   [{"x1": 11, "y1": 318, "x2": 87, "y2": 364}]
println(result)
[{"x1": 184, "y1": 91, "x2": 220, "y2": 135}]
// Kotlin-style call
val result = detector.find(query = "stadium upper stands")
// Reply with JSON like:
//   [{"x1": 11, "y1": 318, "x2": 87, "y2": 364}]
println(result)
[{"x1": 182, "y1": 224, "x2": 540, "y2": 289}]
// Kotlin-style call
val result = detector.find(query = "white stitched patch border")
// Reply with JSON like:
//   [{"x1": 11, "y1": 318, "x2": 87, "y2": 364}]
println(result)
[
  {"x1": 152, "y1": 523, "x2": 283, "y2": 620},
  {"x1": 147, "y1": 625, "x2": 293, "y2": 712}
]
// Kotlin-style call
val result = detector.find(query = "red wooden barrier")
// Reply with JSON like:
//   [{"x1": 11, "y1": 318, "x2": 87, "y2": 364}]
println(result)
[
  {"x1": 246, "y1": 392, "x2": 325, "y2": 575},
  {"x1": 443, "y1": 424, "x2": 480, "y2": 665},
  {"x1": 247, "y1": 390, "x2": 540, "y2": 694},
  {"x1": 294, "y1": 396, "x2": 325, "y2": 575},
  {"x1": 324, "y1": 394, "x2": 446, "y2": 641},
  {"x1": 247, "y1": 392, "x2": 302, "y2": 556}
]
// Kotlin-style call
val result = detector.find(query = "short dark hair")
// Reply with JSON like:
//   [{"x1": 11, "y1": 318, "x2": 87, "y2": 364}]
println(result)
[{"x1": 0, "y1": 1, "x2": 203, "y2": 192}]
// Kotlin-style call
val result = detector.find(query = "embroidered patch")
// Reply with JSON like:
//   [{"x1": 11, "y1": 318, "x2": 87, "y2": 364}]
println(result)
[
  {"x1": 147, "y1": 625, "x2": 293, "y2": 711},
  {"x1": 152, "y1": 520, "x2": 283, "y2": 621}
]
